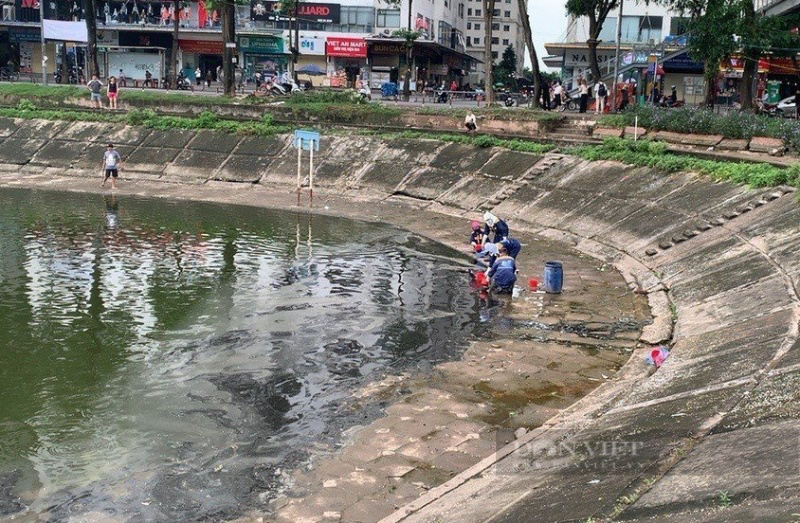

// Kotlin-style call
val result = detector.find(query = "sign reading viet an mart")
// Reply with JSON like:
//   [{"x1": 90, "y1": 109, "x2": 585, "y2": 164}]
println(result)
[
  {"x1": 325, "y1": 37, "x2": 367, "y2": 58},
  {"x1": 238, "y1": 35, "x2": 285, "y2": 54},
  {"x1": 250, "y1": 0, "x2": 340, "y2": 24}
]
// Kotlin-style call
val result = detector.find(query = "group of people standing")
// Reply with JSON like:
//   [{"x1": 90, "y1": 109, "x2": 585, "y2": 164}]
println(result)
[
  {"x1": 469, "y1": 212, "x2": 521, "y2": 294},
  {"x1": 86, "y1": 74, "x2": 120, "y2": 109}
]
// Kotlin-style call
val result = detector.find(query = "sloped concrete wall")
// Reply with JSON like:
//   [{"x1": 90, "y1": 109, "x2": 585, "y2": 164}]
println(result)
[{"x1": 1, "y1": 117, "x2": 799, "y2": 521}]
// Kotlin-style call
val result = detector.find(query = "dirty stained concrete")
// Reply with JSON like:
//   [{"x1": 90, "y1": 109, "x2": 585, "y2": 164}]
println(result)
[{"x1": 1, "y1": 118, "x2": 799, "y2": 523}]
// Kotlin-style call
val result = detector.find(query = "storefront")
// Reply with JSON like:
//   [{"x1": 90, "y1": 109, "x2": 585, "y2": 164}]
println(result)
[
  {"x1": 367, "y1": 40, "x2": 405, "y2": 88},
  {"x1": 179, "y1": 38, "x2": 223, "y2": 81},
  {"x1": 325, "y1": 36, "x2": 367, "y2": 87},
  {"x1": 293, "y1": 35, "x2": 326, "y2": 85},
  {"x1": 104, "y1": 31, "x2": 170, "y2": 82},
  {"x1": 238, "y1": 34, "x2": 288, "y2": 80},
  {"x1": 764, "y1": 57, "x2": 800, "y2": 101},
  {"x1": 8, "y1": 27, "x2": 48, "y2": 75},
  {"x1": 661, "y1": 51, "x2": 705, "y2": 105}
]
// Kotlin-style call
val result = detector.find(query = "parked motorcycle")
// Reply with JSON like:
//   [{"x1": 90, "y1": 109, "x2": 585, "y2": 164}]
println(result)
[
  {"x1": 358, "y1": 86, "x2": 372, "y2": 101},
  {"x1": 176, "y1": 72, "x2": 191, "y2": 90},
  {"x1": 271, "y1": 80, "x2": 304, "y2": 96}
]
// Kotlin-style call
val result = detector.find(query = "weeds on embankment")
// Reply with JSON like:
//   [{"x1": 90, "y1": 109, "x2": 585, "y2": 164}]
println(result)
[{"x1": 568, "y1": 138, "x2": 800, "y2": 189}]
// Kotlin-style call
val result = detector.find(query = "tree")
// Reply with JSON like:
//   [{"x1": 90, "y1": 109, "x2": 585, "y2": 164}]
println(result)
[
  {"x1": 170, "y1": 0, "x2": 180, "y2": 89},
  {"x1": 83, "y1": 0, "x2": 100, "y2": 77},
  {"x1": 382, "y1": 0, "x2": 415, "y2": 100},
  {"x1": 565, "y1": 0, "x2": 619, "y2": 83},
  {"x1": 683, "y1": 0, "x2": 738, "y2": 107},
  {"x1": 206, "y1": 0, "x2": 239, "y2": 95},
  {"x1": 494, "y1": 45, "x2": 517, "y2": 90},
  {"x1": 483, "y1": 0, "x2": 496, "y2": 103},
  {"x1": 518, "y1": 0, "x2": 542, "y2": 107}
]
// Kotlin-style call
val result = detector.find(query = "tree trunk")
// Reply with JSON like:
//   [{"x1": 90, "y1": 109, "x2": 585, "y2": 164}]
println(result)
[
  {"x1": 291, "y1": 0, "x2": 300, "y2": 82},
  {"x1": 402, "y1": 0, "x2": 412, "y2": 100},
  {"x1": 483, "y1": 0, "x2": 495, "y2": 104},
  {"x1": 517, "y1": 0, "x2": 539, "y2": 108},
  {"x1": 171, "y1": 0, "x2": 180, "y2": 89},
  {"x1": 738, "y1": 0, "x2": 757, "y2": 111},
  {"x1": 83, "y1": 0, "x2": 100, "y2": 77},
  {"x1": 704, "y1": 64, "x2": 717, "y2": 109},
  {"x1": 221, "y1": 0, "x2": 235, "y2": 95}
]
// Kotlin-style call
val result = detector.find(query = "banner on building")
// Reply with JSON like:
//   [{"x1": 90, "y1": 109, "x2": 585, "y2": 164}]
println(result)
[
  {"x1": 295, "y1": 37, "x2": 325, "y2": 55},
  {"x1": 250, "y1": 0, "x2": 339, "y2": 24},
  {"x1": 179, "y1": 39, "x2": 224, "y2": 54},
  {"x1": 43, "y1": 20, "x2": 88, "y2": 42},
  {"x1": 108, "y1": 51, "x2": 163, "y2": 81},
  {"x1": 325, "y1": 37, "x2": 367, "y2": 58},
  {"x1": 239, "y1": 35, "x2": 284, "y2": 54}
]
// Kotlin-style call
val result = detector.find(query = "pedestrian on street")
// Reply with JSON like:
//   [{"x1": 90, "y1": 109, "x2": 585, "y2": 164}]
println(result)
[
  {"x1": 101, "y1": 143, "x2": 122, "y2": 189},
  {"x1": 540, "y1": 76, "x2": 551, "y2": 110},
  {"x1": 578, "y1": 79, "x2": 589, "y2": 113},
  {"x1": 618, "y1": 85, "x2": 629, "y2": 112},
  {"x1": 87, "y1": 75, "x2": 104, "y2": 108},
  {"x1": 195, "y1": 66, "x2": 202, "y2": 86},
  {"x1": 206, "y1": 69, "x2": 213, "y2": 89},
  {"x1": 106, "y1": 76, "x2": 119, "y2": 110},
  {"x1": 594, "y1": 80, "x2": 607, "y2": 114},
  {"x1": 553, "y1": 82, "x2": 563, "y2": 110}
]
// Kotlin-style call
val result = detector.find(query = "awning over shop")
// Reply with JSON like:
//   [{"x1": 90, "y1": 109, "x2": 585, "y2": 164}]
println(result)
[{"x1": 365, "y1": 37, "x2": 481, "y2": 65}]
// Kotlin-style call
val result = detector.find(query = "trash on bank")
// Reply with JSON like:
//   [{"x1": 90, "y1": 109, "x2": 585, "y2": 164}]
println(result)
[{"x1": 645, "y1": 346, "x2": 670, "y2": 368}]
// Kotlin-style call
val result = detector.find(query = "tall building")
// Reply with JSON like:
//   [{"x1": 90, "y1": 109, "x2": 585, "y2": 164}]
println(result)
[{"x1": 463, "y1": 0, "x2": 525, "y2": 85}]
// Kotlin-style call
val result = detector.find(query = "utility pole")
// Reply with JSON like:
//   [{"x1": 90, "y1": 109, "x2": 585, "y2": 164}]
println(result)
[
  {"x1": 39, "y1": 0, "x2": 47, "y2": 85},
  {"x1": 611, "y1": 0, "x2": 623, "y2": 111}
]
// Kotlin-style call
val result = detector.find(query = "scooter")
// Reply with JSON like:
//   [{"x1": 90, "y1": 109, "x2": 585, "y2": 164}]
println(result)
[
  {"x1": 176, "y1": 72, "x2": 191, "y2": 90},
  {"x1": 271, "y1": 80, "x2": 304, "y2": 96},
  {"x1": 358, "y1": 85, "x2": 371, "y2": 101}
]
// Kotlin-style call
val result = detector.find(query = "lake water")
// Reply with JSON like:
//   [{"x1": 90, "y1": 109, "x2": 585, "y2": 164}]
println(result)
[{"x1": 0, "y1": 188, "x2": 483, "y2": 522}]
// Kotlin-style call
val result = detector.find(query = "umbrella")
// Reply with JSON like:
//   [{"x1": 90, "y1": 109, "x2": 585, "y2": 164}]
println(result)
[{"x1": 296, "y1": 64, "x2": 326, "y2": 76}]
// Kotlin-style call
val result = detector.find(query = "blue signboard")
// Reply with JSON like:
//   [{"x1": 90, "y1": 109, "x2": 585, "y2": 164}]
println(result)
[
  {"x1": 294, "y1": 129, "x2": 320, "y2": 151},
  {"x1": 663, "y1": 51, "x2": 704, "y2": 73}
]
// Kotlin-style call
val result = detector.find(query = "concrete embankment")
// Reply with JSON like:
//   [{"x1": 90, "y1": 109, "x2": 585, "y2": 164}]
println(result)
[{"x1": 1, "y1": 117, "x2": 799, "y2": 522}]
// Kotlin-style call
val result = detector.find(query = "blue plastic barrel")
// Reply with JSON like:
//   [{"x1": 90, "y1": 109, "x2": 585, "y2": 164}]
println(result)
[{"x1": 543, "y1": 261, "x2": 563, "y2": 294}]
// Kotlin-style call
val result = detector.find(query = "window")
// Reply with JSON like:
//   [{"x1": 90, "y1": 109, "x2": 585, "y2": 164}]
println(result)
[
  {"x1": 376, "y1": 8, "x2": 400, "y2": 27},
  {"x1": 598, "y1": 17, "x2": 616, "y2": 42},
  {"x1": 473, "y1": 37, "x2": 480, "y2": 44},
  {"x1": 492, "y1": 8, "x2": 499, "y2": 16},
  {"x1": 620, "y1": 15, "x2": 662, "y2": 43},
  {"x1": 491, "y1": 36, "x2": 498, "y2": 44},
  {"x1": 467, "y1": 22, "x2": 471, "y2": 29},
  {"x1": 502, "y1": 38, "x2": 509, "y2": 45},
  {"x1": 438, "y1": 20, "x2": 453, "y2": 46},
  {"x1": 492, "y1": 51, "x2": 498, "y2": 59},
  {"x1": 474, "y1": 22, "x2": 480, "y2": 30},
  {"x1": 466, "y1": 36, "x2": 471, "y2": 46},
  {"x1": 492, "y1": 23, "x2": 499, "y2": 30},
  {"x1": 468, "y1": 7, "x2": 472, "y2": 15},
  {"x1": 503, "y1": 24, "x2": 510, "y2": 31},
  {"x1": 475, "y1": 9, "x2": 481, "y2": 15},
  {"x1": 504, "y1": 10, "x2": 510, "y2": 17},
  {"x1": 459, "y1": 3, "x2": 464, "y2": 17},
  {"x1": 670, "y1": 17, "x2": 690, "y2": 36},
  {"x1": 328, "y1": 6, "x2": 374, "y2": 32}
]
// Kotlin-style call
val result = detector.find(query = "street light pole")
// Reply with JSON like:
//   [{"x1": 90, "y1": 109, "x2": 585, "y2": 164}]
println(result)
[
  {"x1": 611, "y1": 0, "x2": 623, "y2": 111},
  {"x1": 39, "y1": 0, "x2": 47, "y2": 85}
]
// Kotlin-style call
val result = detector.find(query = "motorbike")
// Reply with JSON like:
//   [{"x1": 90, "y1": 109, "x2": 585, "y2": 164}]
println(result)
[
  {"x1": 358, "y1": 85, "x2": 372, "y2": 101},
  {"x1": 270, "y1": 80, "x2": 304, "y2": 96},
  {"x1": 757, "y1": 99, "x2": 779, "y2": 117},
  {"x1": 176, "y1": 72, "x2": 191, "y2": 90}
]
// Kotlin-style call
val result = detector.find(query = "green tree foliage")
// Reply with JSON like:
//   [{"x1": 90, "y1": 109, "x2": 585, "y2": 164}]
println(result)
[
  {"x1": 494, "y1": 45, "x2": 517, "y2": 90},
  {"x1": 564, "y1": 0, "x2": 619, "y2": 82}
]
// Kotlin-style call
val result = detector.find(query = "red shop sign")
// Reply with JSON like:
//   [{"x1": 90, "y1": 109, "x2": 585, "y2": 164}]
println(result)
[
  {"x1": 326, "y1": 37, "x2": 367, "y2": 58},
  {"x1": 179, "y1": 39, "x2": 224, "y2": 55}
]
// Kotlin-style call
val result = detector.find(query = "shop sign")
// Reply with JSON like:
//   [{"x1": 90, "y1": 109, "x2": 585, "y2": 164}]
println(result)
[
  {"x1": 768, "y1": 58, "x2": 799, "y2": 75},
  {"x1": 250, "y1": 1, "x2": 339, "y2": 24},
  {"x1": 119, "y1": 32, "x2": 172, "y2": 48},
  {"x1": 662, "y1": 51, "x2": 704, "y2": 73},
  {"x1": 9, "y1": 27, "x2": 40, "y2": 43},
  {"x1": 293, "y1": 37, "x2": 324, "y2": 55},
  {"x1": 97, "y1": 30, "x2": 118, "y2": 47},
  {"x1": 239, "y1": 35, "x2": 285, "y2": 54},
  {"x1": 564, "y1": 51, "x2": 615, "y2": 67},
  {"x1": 371, "y1": 42, "x2": 406, "y2": 55},
  {"x1": 326, "y1": 37, "x2": 367, "y2": 57},
  {"x1": 179, "y1": 39, "x2": 224, "y2": 54},
  {"x1": 620, "y1": 51, "x2": 649, "y2": 67}
]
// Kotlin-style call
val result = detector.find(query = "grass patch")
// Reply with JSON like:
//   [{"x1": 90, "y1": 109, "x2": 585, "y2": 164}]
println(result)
[
  {"x1": 599, "y1": 105, "x2": 800, "y2": 152},
  {"x1": 353, "y1": 128, "x2": 554, "y2": 154},
  {"x1": 416, "y1": 106, "x2": 562, "y2": 122},
  {"x1": 569, "y1": 137, "x2": 800, "y2": 188},
  {"x1": 0, "y1": 82, "x2": 241, "y2": 105}
]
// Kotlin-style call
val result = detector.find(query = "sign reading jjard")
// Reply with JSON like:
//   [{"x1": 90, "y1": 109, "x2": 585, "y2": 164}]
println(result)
[{"x1": 250, "y1": 0, "x2": 340, "y2": 24}]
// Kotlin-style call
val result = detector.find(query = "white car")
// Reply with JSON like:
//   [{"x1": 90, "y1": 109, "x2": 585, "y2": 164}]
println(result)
[{"x1": 777, "y1": 96, "x2": 797, "y2": 118}]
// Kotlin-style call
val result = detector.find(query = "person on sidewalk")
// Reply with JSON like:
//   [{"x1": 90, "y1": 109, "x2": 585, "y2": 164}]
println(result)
[
  {"x1": 553, "y1": 82, "x2": 563, "y2": 110},
  {"x1": 87, "y1": 75, "x2": 104, "y2": 108},
  {"x1": 618, "y1": 85, "x2": 629, "y2": 112},
  {"x1": 594, "y1": 80, "x2": 607, "y2": 114},
  {"x1": 101, "y1": 143, "x2": 122, "y2": 189},
  {"x1": 578, "y1": 79, "x2": 589, "y2": 113},
  {"x1": 540, "y1": 76, "x2": 551, "y2": 110},
  {"x1": 106, "y1": 76, "x2": 119, "y2": 110}
]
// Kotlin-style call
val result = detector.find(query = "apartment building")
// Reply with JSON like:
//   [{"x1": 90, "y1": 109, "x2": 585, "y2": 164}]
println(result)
[{"x1": 463, "y1": 0, "x2": 525, "y2": 85}]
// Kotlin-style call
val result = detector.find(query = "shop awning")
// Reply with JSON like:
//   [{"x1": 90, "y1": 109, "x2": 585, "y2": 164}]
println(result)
[{"x1": 365, "y1": 37, "x2": 482, "y2": 64}]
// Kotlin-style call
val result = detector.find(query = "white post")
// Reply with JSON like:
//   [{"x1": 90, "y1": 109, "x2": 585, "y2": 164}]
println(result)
[
  {"x1": 634, "y1": 115, "x2": 639, "y2": 141},
  {"x1": 296, "y1": 142, "x2": 302, "y2": 206},
  {"x1": 308, "y1": 143, "x2": 314, "y2": 207},
  {"x1": 39, "y1": 0, "x2": 47, "y2": 85}
]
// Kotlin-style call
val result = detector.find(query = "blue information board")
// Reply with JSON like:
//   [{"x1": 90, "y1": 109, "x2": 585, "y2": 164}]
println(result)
[{"x1": 294, "y1": 129, "x2": 321, "y2": 151}]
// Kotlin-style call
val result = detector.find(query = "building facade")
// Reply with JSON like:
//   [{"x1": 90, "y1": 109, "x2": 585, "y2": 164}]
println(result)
[
  {"x1": 0, "y1": 0, "x2": 477, "y2": 89},
  {"x1": 463, "y1": 0, "x2": 525, "y2": 86}
]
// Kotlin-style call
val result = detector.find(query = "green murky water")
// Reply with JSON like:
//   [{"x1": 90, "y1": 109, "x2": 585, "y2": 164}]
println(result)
[{"x1": 0, "y1": 188, "x2": 482, "y2": 521}]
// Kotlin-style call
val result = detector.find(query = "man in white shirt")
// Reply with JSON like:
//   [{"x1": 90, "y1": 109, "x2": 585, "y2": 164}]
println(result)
[
  {"x1": 594, "y1": 80, "x2": 608, "y2": 114},
  {"x1": 553, "y1": 82, "x2": 563, "y2": 109}
]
